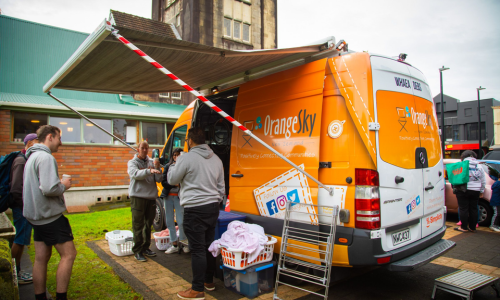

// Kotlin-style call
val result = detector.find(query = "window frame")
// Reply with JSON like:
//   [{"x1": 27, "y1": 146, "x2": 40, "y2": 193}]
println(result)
[
  {"x1": 140, "y1": 121, "x2": 167, "y2": 147},
  {"x1": 171, "y1": 92, "x2": 182, "y2": 99},
  {"x1": 159, "y1": 93, "x2": 170, "y2": 98}
]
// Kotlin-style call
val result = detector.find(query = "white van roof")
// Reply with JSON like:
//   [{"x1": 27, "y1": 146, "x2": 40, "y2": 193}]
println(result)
[{"x1": 43, "y1": 10, "x2": 339, "y2": 95}]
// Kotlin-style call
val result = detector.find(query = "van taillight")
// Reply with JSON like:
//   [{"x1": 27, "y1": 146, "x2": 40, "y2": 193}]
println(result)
[{"x1": 355, "y1": 169, "x2": 380, "y2": 230}]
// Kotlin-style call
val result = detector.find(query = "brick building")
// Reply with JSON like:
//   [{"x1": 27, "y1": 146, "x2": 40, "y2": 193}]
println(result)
[
  {"x1": 143, "y1": 0, "x2": 278, "y2": 105},
  {"x1": 0, "y1": 15, "x2": 185, "y2": 208}
]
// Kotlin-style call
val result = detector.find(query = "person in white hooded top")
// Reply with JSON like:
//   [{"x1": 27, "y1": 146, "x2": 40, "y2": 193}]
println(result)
[{"x1": 455, "y1": 150, "x2": 486, "y2": 233}]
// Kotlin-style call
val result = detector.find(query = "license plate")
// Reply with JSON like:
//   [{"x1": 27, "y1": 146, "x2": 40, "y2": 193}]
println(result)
[{"x1": 391, "y1": 228, "x2": 411, "y2": 246}]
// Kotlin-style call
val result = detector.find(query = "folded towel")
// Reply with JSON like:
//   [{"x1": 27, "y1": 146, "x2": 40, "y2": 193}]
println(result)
[{"x1": 209, "y1": 221, "x2": 267, "y2": 263}]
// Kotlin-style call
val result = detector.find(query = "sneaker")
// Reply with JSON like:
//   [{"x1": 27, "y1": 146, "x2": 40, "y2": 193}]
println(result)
[
  {"x1": 476, "y1": 223, "x2": 479, "y2": 228},
  {"x1": 456, "y1": 221, "x2": 462, "y2": 226},
  {"x1": 143, "y1": 249, "x2": 157, "y2": 257},
  {"x1": 17, "y1": 272, "x2": 33, "y2": 285},
  {"x1": 134, "y1": 253, "x2": 147, "y2": 262},
  {"x1": 183, "y1": 246, "x2": 191, "y2": 253},
  {"x1": 204, "y1": 283, "x2": 215, "y2": 291},
  {"x1": 177, "y1": 288, "x2": 205, "y2": 300},
  {"x1": 490, "y1": 226, "x2": 500, "y2": 232},
  {"x1": 165, "y1": 245, "x2": 178, "y2": 254}
]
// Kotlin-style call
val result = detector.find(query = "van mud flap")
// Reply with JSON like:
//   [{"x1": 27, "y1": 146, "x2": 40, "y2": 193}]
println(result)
[{"x1": 387, "y1": 239, "x2": 455, "y2": 272}]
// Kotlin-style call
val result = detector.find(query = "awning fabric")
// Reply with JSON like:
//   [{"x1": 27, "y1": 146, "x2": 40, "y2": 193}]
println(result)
[{"x1": 44, "y1": 10, "x2": 337, "y2": 95}]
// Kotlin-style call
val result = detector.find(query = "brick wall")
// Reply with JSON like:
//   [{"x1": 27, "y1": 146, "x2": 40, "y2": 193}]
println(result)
[{"x1": 0, "y1": 109, "x2": 162, "y2": 188}]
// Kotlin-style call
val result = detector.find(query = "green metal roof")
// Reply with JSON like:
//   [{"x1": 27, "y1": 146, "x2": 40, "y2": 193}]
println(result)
[
  {"x1": 0, "y1": 15, "x2": 186, "y2": 119},
  {"x1": 0, "y1": 92, "x2": 186, "y2": 120}
]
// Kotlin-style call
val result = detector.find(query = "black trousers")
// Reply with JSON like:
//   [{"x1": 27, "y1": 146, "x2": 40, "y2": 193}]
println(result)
[
  {"x1": 456, "y1": 190, "x2": 480, "y2": 230},
  {"x1": 131, "y1": 197, "x2": 156, "y2": 254},
  {"x1": 184, "y1": 202, "x2": 220, "y2": 292}
]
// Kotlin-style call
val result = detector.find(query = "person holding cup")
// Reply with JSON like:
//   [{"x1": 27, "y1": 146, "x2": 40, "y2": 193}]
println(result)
[
  {"x1": 127, "y1": 140, "x2": 162, "y2": 262},
  {"x1": 23, "y1": 125, "x2": 76, "y2": 300}
]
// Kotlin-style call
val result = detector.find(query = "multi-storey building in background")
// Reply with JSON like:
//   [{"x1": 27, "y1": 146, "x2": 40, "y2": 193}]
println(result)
[{"x1": 142, "y1": 0, "x2": 277, "y2": 105}]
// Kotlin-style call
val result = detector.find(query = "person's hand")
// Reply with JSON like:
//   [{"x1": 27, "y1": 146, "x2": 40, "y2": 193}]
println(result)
[
  {"x1": 150, "y1": 169, "x2": 161, "y2": 174},
  {"x1": 61, "y1": 178, "x2": 72, "y2": 190},
  {"x1": 480, "y1": 193, "x2": 484, "y2": 198}
]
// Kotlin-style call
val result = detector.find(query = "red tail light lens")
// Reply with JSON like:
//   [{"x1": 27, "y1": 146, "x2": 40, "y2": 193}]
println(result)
[
  {"x1": 355, "y1": 169, "x2": 380, "y2": 230},
  {"x1": 377, "y1": 256, "x2": 391, "y2": 264},
  {"x1": 355, "y1": 169, "x2": 379, "y2": 186}
]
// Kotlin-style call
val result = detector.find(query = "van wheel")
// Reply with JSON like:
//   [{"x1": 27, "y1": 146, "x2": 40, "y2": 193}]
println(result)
[
  {"x1": 478, "y1": 199, "x2": 493, "y2": 227},
  {"x1": 153, "y1": 198, "x2": 166, "y2": 231}
]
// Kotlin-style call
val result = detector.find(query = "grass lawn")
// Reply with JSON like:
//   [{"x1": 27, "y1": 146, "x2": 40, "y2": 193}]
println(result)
[{"x1": 24, "y1": 208, "x2": 143, "y2": 299}]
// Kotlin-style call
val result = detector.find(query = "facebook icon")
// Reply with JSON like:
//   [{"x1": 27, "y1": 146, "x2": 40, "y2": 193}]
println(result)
[{"x1": 266, "y1": 199, "x2": 279, "y2": 216}]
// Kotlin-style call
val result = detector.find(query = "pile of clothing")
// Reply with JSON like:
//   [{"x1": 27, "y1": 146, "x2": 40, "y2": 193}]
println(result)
[
  {"x1": 209, "y1": 221, "x2": 268, "y2": 263},
  {"x1": 155, "y1": 226, "x2": 179, "y2": 237}
]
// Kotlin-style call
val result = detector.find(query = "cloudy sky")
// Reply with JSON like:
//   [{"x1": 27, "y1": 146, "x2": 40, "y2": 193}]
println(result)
[{"x1": 1, "y1": 0, "x2": 499, "y2": 101}]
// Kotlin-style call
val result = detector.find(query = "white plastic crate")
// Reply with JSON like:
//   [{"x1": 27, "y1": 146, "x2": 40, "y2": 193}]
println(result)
[
  {"x1": 153, "y1": 232, "x2": 172, "y2": 251},
  {"x1": 105, "y1": 230, "x2": 134, "y2": 256},
  {"x1": 221, "y1": 236, "x2": 277, "y2": 270}
]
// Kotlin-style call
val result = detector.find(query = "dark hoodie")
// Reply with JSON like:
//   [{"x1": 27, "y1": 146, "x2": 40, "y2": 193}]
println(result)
[
  {"x1": 23, "y1": 144, "x2": 66, "y2": 225},
  {"x1": 167, "y1": 144, "x2": 225, "y2": 208}
]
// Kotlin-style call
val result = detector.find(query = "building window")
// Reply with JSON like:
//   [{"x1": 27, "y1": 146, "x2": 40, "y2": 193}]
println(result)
[
  {"x1": 453, "y1": 125, "x2": 460, "y2": 141},
  {"x1": 142, "y1": 122, "x2": 166, "y2": 145},
  {"x1": 465, "y1": 108, "x2": 472, "y2": 117},
  {"x1": 159, "y1": 93, "x2": 170, "y2": 98},
  {"x1": 12, "y1": 112, "x2": 48, "y2": 142},
  {"x1": 50, "y1": 116, "x2": 81, "y2": 143},
  {"x1": 113, "y1": 119, "x2": 137, "y2": 145},
  {"x1": 465, "y1": 122, "x2": 486, "y2": 140},
  {"x1": 176, "y1": 14, "x2": 180, "y2": 27},
  {"x1": 224, "y1": 17, "x2": 232, "y2": 37},
  {"x1": 445, "y1": 126, "x2": 453, "y2": 141},
  {"x1": 171, "y1": 92, "x2": 181, "y2": 99},
  {"x1": 83, "y1": 119, "x2": 112, "y2": 144},
  {"x1": 242, "y1": 23, "x2": 250, "y2": 42},
  {"x1": 233, "y1": 20, "x2": 241, "y2": 39}
]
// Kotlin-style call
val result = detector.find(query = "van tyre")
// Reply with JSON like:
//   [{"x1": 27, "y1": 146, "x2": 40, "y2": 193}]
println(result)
[
  {"x1": 153, "y1": 198, "x2": 166, "y2": 231},
  {"x1": 478, "y1": 199, "x2": 493, "y2": 227}
]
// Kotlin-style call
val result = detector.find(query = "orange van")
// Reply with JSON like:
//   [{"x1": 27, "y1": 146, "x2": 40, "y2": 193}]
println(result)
[{"x1": 154, "y1": 52, "x2": 454, "y2": 272}]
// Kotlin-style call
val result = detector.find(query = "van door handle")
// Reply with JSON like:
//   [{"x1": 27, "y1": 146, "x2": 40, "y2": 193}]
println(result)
[
  {"x1": 395, "y1": 176, "x2": 404, "y2": 184},
  {"x1": 425, "y1": 185, "x2": 435, "y2": 191},
  {"x1": 231, "y1": 174, "x2": 243, "y2": 178}
]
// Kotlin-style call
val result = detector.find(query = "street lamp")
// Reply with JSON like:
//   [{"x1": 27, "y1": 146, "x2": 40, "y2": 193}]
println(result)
[
  {"x1": 439, "y1": 66, "x2": 450, "y2": 157},
  {"x1": 477, "y1": 86, "x2": 486, "y2": 158}
]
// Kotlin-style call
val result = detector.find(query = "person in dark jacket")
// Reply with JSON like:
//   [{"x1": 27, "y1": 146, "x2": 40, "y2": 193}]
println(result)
[
  {"x1": 10, "y1": 133, "x2": 38, "y2": 284},
  {"x1": 455, "y1": 150, "x2": 486, "y2": 233},
  {"x1": 161, "y1": 148, "x2": 189, "y2": 254},
  {"x1": 490, "y1": 178, "x2": 500, "y2": 232}
]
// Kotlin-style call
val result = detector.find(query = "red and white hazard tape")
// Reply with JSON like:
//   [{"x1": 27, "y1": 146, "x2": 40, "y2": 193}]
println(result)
[{"x1": 111, "y1": 29, "x2": 333, "y2": 195}]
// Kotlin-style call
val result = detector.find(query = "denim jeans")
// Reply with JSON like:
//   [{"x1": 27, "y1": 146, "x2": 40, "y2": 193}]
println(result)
[
  {"x1": 163, "y1": 195, "x2": 186, "y2": 241},
  {"x1": 183, "y1": 202, "x2": 219, "y2": 292}
]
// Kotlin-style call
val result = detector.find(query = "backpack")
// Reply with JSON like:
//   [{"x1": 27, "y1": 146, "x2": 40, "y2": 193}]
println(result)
[
  {"x1": 0, "y1": 151, "x2": 22, "y2": 213},
  {"x1": 445, "y1": 160, "x2": 470, "y2": 186}
]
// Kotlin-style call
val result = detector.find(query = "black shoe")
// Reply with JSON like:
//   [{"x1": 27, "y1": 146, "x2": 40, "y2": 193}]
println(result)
[
  {"x1": 143, "y1": 249, "x2": 157, "y2": 257},
  {"x1": 135, "y1": 253, "x2": 147, "y2": 262}
]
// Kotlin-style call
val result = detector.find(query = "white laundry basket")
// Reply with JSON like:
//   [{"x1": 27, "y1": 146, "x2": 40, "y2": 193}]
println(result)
[
  {"x1": 221, "y1": 236, "x2": 277, "y2": 270},
  {"x1": 105, "y1": 230, "x2": 134, "y2": 256},
  {"x1": 153, "y1": 232, "x2": 172, "y2": 251}
]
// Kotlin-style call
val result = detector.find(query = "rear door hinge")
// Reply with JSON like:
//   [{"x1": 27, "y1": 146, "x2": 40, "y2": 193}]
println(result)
[{"x1": 369, "y1": 122, "x2": 380, "y2": 131}]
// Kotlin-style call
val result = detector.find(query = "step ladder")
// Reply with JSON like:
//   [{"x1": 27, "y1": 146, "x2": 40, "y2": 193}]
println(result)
[{"x1": 273, "y1": 201, "x2": 339, "y2": 300}]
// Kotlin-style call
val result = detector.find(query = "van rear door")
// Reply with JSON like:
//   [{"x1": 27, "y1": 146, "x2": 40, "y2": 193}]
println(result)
[{"x1": 372, "y1": 56, "x2": 426, "y2": 251}]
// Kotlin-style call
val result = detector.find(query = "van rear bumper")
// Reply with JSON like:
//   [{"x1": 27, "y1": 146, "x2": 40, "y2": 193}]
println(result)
[{"x1": 348, "y1": 224, "x2": 452, "y2": 268}]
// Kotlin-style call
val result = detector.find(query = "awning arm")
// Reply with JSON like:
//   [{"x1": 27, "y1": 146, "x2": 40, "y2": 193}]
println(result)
[
  {"x1": 43, "y1": 19, "x2": 113, "y2": 93},
  {"x1": 110, "y1": 28, "x2": 333, "y2": 196},
  {"x1": 47, "y1": 92, "x2": 137, "y2": 152}
]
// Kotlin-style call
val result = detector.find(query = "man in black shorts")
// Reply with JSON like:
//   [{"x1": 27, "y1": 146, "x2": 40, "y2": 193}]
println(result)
[{"x1": 23, "y1": 125, "x2": 76, "y2": 300}]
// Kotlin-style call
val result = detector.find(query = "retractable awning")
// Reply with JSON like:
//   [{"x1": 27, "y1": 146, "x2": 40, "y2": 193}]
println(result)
[{"x1": 43, "y1": 10, "x2": 337, "y2": 94}]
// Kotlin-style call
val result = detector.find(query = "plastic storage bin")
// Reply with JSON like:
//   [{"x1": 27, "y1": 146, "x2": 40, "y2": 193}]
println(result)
[
  {"x1": 223, "y1": 261, "x2": 276, "y2": 298},
  {"x1": 214, "y1": 211, "x2": 246, "y2": 240},
  {"x1": 221, "y1": 235, "x2": 277, "y2": 270},
  {"x1": 105, "y1": 230, "x2": 134, "y2": 256}
]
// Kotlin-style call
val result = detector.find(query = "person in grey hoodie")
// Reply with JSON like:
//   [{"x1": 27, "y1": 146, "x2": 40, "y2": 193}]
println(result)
[
  {"x1": 455, "y1": 150, "x2": 486, "y2": 233},
  {"x1": 127, "y1": 140, "x2": 162, "y2": 262},
  {"x1": 168, "y1": 128, "x2": 224, "y2": 300},
  {"x1": 23, "y1": 125, "x2": 75, "y2": 300}
]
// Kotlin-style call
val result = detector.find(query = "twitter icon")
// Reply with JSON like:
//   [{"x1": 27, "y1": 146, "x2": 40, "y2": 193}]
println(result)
[{"x1": 287, "y1": 189, "x2": 300, "y2": 206}]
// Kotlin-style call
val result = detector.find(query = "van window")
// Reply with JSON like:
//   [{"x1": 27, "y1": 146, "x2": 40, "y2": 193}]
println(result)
[
  {"x1": 163, "y1": 125, "x2": 187, "y2": 163},
  {"x1": 377, "y1": 91, "x2": 421, "y2": 169}
]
